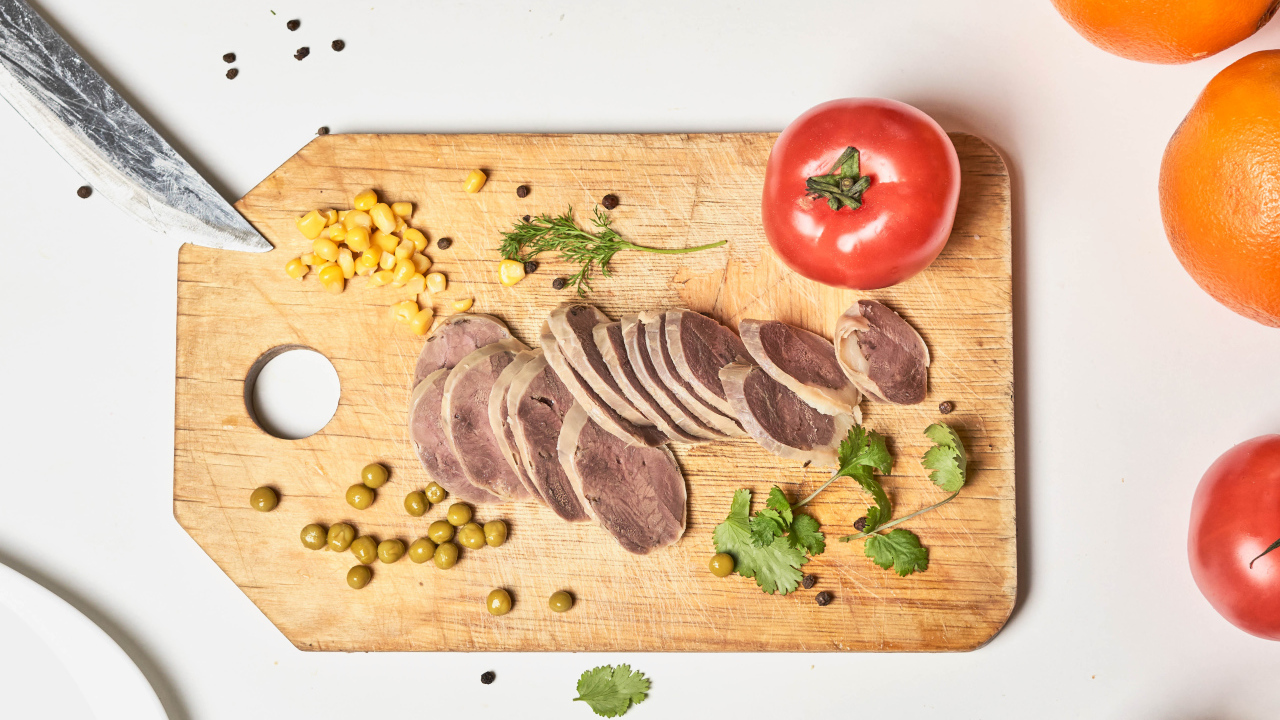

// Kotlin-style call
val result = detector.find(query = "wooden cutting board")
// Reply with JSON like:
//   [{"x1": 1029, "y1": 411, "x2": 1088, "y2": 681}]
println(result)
[{"x1": 174, "y1": 132, "x2": 1014, "y2": 652}]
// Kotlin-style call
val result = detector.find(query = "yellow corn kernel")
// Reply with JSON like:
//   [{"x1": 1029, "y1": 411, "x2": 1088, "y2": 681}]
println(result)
[
  {"x1": 409, "y1": 307, "x2": 434, "y2": 335},
  {"x1": 426, "y1": 271, "x2": 447, "y2": 293},
  {"x1": 296, "y1": 210, "x2": 326, "y2": 239},
  {"x1": 328, "y1": 224, "x2": 346, "y2": 243},
  {"x1": 452, "y1": 297, "x2": 474, "y2": 312},
  {"x1": 403, "y1": 228, "x2": 428, "y2": 252},
  {"x1": 392, "y1": 202, "x2": 412, "y2": 218},
  {"x1": 285, "y1": 257, "x2": 307, "y2": 280},
  {"x1": 369, "y1": 269, "x2": 393, "y2": 287},
  {"x1": 355, "y1": 252, "x2": 379, "y2": 275},
  {"x1": 353, "y1": 189, "x2": 378, "y2": 211},
  {"x1": 319, "y1": 225, "x2": 334, "y2": 239},
  {"x1": 392, "y1": 300, "x2": 419, "y2": 324},
  {"x1": 374, "y1": 230, "x2": 399, "y2": 253},
  {"x1": 338, "y1": 247, "x2": 355, "y2": 279},
  {"x1": 463, "y1": 169, "x2": 487, "y2": 193},
  {"x1": 370, "y1": 202, "x2": 397, "y2": 234},
  {"x1": 343, "y1": 209, "x2": 373, "y2": 231},
  {"x1": 411, "y1": 252, "x2": 431, "y2": 274},
  {"x1": 345, "y1": 225, "x2": 371, "y2": 253},
  {"x1": 392, "y1": 258, "x2": 417, "y2": 284},
  {"x1": 322, "y1": 209, "x2": 339, "y2": 226},
  {"x1": 301, "y1": 253, "x2": 321, "y2": 266},
  {"x1": 318, "y1": 264, "x2": 345, "y2": 294},
  {"x1": 498, "y1": 258, "x2": 526, "y2": 287},
  {"x1": 394, "y1": 239, "x2": 414, "y2": 260},
  {"x1": 312, "y1": 237, "x2": 340, "y2": 262},
  {"x1": 395, "y1": 217, "x2": 407, "y2": 234},
  {"x1": 379, "y1": 251, "x2": 397, "y2": 270},
  {"x1": 405, "y1": 273, "x2": 426, "y2": 295}
]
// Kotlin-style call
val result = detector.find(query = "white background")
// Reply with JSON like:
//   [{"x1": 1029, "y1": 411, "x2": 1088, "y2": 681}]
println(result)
[{"x1": 3, "y1": 1, "x2": 1280, "y2": 718}]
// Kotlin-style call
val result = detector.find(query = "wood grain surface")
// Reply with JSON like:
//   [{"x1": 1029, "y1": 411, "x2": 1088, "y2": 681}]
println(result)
[{"x1": 174, "y1": 132, "x2": 1014, "y2": 652}]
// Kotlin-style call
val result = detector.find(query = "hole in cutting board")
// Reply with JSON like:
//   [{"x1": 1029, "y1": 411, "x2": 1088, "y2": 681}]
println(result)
[{"x1": 244, "y1": 346, "x2": 340, "y2": 440}]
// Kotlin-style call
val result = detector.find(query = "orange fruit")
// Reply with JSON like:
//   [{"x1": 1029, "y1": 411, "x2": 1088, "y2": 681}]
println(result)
[
  {"x1": 1051, "y1": 0, "x2": 1279, "y2": 64},
  {"x1": 1160, "y1": 51, "x2": 1280, "y2": 327}
]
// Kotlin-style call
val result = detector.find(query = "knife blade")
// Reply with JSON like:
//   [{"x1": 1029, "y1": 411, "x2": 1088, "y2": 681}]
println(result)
[{"x1": 0, "y1": 0, "x2": 270, "y2": 253}]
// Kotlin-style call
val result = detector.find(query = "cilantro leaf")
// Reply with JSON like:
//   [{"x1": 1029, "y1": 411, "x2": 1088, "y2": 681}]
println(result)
[
  {"x1": 922, "y1": 423, "x2": 967, "y2": 492},
  {"x1": 748, "y1": 508, "x2": 786, "y2": 548},
  {"x1": 574, "y1": 664, "x2": 650, "y2": 717},
  {"x1": 789, "y1": 513, "x2": 826, "y2": 556},
  {"x1": 864, "y1": 529, "x2": 929, "y2": 577},
  {"x1": 713, "y1": 489, "x2": 808, "y2": 595},
  {"x1": 765, "y1": 486, "x2": 794, "y2": 525},
  {"x1": 833, "y1": 426, "x2": 894, "y2": 531}
]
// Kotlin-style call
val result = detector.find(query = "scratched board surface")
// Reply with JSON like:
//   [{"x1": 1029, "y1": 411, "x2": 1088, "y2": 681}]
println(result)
[{"x1": 174, "y1": 133, "x2": 1014, "y2": 652}]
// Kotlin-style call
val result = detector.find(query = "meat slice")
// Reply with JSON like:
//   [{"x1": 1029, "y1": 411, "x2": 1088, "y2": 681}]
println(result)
[
  {"x1": 441, "y1": 340, "x2": 532, "y2": 500},
  {"x1": 557, "y1": 403, "x2": 687, "y2": 555},
  {"x1": 547, "y1": 303, "x2": 651, "y2": 427},
  {"x1": 720, "y1": 362, "x2": 855, "y2": 467},
  {"x1": 488, "y1": 350, "x2": 543, "y2": 503},
  {"x1": 643, "y1": 310, "x2": 745, "y2": 438},
  {"x1": 664, "y1": 309, "x2": 752, "y2": 417},
  {"x1": 834, "y1": 300, "x2": 930, "y2": 405},
  {"x1": 593, "y1": 321, "x2": 705, "y2": 444},
  {"x1": 620, "y1": 314, "x2": 722, "y2": 441},
  {"x1": 739, "y1": 318, "x2": 863, "y2": 420},
  {"x1": 412, "y1": 313, "x2": 512, "y2": 387},
  {"x1": 541, "y1": 321, "x2": 666, "y2": 448},
  {"x1": 409, "y1": 368, "x2": 501, "y2": 505},
  {"x1": 507, "y1": 354, "x2": 591, "y2": 522}
]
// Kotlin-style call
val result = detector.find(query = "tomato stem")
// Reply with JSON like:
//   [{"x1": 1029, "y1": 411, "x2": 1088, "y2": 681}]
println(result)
[
  {"x1": 806, "y1": 146, "x2": 872, "y2": 211},
  {"x1": 1249, "y1": 537, "x2": 1280, "y2": 569}
]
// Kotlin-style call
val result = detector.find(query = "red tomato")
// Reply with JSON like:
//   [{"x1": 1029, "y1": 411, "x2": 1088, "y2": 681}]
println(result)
[
  {"x1": 762, "y1": 98, "x2": 961, "y2": 290},
  {"x1": 1188, "y1": 434, "x2": 1280, "y2": 640}
]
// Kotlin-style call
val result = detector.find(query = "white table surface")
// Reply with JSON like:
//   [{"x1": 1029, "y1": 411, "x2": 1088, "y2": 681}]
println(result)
[{"x1": 4, "y1": 1, "x2": 1280, "y2": 718}]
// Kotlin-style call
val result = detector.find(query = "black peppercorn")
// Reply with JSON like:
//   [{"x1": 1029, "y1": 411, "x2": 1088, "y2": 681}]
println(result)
[
  {"x1": 222, "y1": 52, "x2": 236, "y2": 63},
  {"x1": 938, "y1": 401, "x2": 955, "y2": 414},
  {"x1": 317, "y1": 126, "x2": 329, "y2": 136},
  {"x1": 331, "y1": 39, "x2": 345, "y2": 52},
  {"x1": 287, "y1": 19, "x2": 300, "y2": 31},
  {"x1": 522, "y1": 215, "x2": 531, "y2": 223},
  {"x1": 551, "y1": 277, "x2": 567, "y2": 290},
  {"x1": 480, "y1": 671, "x2": 495, "y2": 685},
  {"x1": 225, "y1": 68, "x2": 238, "y2": 80},
  {"x1": 523, "y1": 260, "x2": 539, "y2": 275},
  {"x1": 516, "y1": 184, "x2": 530, "y2": 198},
  {"x1": 294, "y1": 47, "x2": 310, "y2": 61},
  {"x1": 601, "y1": 193, "x2": 619, "y2": 210},
  {"x1": 76, "y1": 185, "x2": 92, "y2": 199},
  {"x1": 853, "y1": 517, "x2": 867, "y2": 532},
  {"x1": 802, "y1": 574, "x2": 816, "y2": 590},
  {"x1": 815, "y1": 591, "x2": 833, "y2": 607},
  {"x1": 436, "y1": 237, "x2": 453, "y2": 250}
]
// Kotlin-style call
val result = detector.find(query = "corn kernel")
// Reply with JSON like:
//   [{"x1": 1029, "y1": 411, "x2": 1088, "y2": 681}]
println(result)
[
  {"x1": 409, "y1": 307, "x2": 434, "y2": 335},
  {"x1": 395, "y1": 217, "x2": 407, "y2": 234},
  {"x1": 343, "y1": 209, "x2": 373, "y2": 231},
  {"x1": 285, "y1": 257, "x2": 307, "y2": 280},
  {"x1": 406, "y1": 273, "x2": 426, "y2": 295},
  {"x1": 301, "y1": 253, "x2": 322, "y2": 266},
  {"x1": 318, "y1": 265, "x2": 345, "y2": 294},
  {"x1": 392, "y1": 202, "x2": 412, "y2": 217},
  {"x1": 369, "y1": 269, "x2": 393, "y2": 287},
  {"x1": 395, "y1": 239, "x2": 414, "y2": 260},
  {"x1": 392, "y1": 300, "x2": 419, "y2": 324},
  {"x1": 463, "y1": 169, "x2": 487, "y2": 194},
  {"x1": 322, "y1": 209, "x2": 339, "y2": 226},
  {"x1": 403, "y1": 228, "x2": 428, "y2": 252},
  {"x1": 393, "y1": 258, "x2": 417, "y2": 284},
  {"x1": 328, "y1": 224, "x2": 346, "y2": 243},
  {"x1": 498, "y1": 258, "x2": 526, "y2": 287},
  {"x1": 338, "y1": 210, "x2": 349, "y2": 222},
  {"x1": 353, "y1": 189, "x2": 378, "y2": 211},
  {"x1": 313, "y1": 237, "x2": 340, "y2": 262},
  {"x1": 411, "y1": 252, "x2": 431, "y2": 274},
  {"x1": 345, "y1": 225, "x2": 371, "y2": 252},
  {"x1": 452, "y1": 297, "x2": 474, "y2": 312},
  {"x1": 426, "y1": 271, "x2": 447, "y2": 293},
  {"x1": 296, "y1": 210, "x2": 326, "y2": 239},
  {"x1": 355, "y1": 252, "x2": 379, "y2": 275},
  {"x1": 379, "y1": 251, "x2": 397, "y2": 270},
  {"x1": 338, "y1": 247, "x2": 355, "y2": 279},
  {"x1": 374, "y1": 230, "x2": 399, "y2": 253},
  {"x1": 370, "y1": 203, "x2": 397, "y2": 234}
]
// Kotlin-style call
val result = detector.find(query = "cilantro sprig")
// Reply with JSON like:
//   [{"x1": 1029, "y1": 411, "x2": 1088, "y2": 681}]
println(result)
[
  {"x1": 574, "y1": 664, "x2": 650, "y2": 718},
  {"x1": 713, "y1": 487, "x2": 825, "y2": 595}
]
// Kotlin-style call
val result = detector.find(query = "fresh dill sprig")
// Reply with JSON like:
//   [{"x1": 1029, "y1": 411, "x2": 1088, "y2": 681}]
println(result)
[{"x1": 499, "y1": 206, "x2": 727, "y2": 296}]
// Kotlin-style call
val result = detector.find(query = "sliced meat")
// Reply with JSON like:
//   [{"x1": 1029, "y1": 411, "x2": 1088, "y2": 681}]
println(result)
[
  {"x1": 643, "y1": 310, "x2": 745, "y2": 438},
  {"x1": 508, "y1": 354, "x2": 591, "y2": 522},
  {"x1": 664, "y1": 309, "x2": 752, "y2": 417},
  {"x1": 441, "y1": 340, "x2": 532, "y2": 500},
  {"x1": 409, "y1": 369, "x2": 501, "y2": 505},
  {"x1": 620, "y1": 314, "x2": 722, "y2": 441},
  {"x1": 557, "y1": 403, "x2": 687, "y2": 555},
  {"x1": 412, "y1": 313, "x2": 512, "y2": 387},
  {"x1": 488, "y1": 350, "x2": 543, "y2": 503},
  {"x1": 541, "y1": 321, "x2": 666, "y2": 448},
  {"x1": 547, "y1": 303, "x2": 652, "y2": 427},
  {"x1": 739, "y1": 318, "x2": 863, "y2": 420},
  {"x1": 720, "y1": 362, "x2": 855, "y2": 467},
  {"x1": 593, "y1": 321, "x2": 705, "y2": 444},
  {"x1": 834, "y1": 300, "x2": 930, "y2": 405}
]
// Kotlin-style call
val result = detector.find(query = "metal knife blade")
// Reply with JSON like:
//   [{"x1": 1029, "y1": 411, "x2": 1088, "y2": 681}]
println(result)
[{"x1": 0, "y1": 0, "x2": 270, "y2": 253}]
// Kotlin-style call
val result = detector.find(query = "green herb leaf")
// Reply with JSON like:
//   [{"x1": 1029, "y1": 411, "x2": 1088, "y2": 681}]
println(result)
[
  {"x1": 833, "y1": 426, "x2": 893, "y2": 531},
  {"x1": 864, "y1": 529, "x2": 929, "y2": 577},
  {"x1": 922, "y1": 423, "x2": 967, "y2": 492},
  {"x1": 713, "y1": 489, "x2": 808, "y2": 595},
  {"x1": 766, "y1": 486, "x2": 794, "y2": 525},
  {"x1": 574, "y1": 664, "x2": 650, "y2": 718},
  {"x1": 789, "y1": 513, "x2": 826, "y2": 556},
  {"x1": 749, "y1": 508, "x2": 787, "y2": 548}
]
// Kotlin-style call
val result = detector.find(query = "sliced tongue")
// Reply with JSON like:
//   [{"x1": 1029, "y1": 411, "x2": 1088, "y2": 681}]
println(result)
[
  {"x1": 593, "y1": 321, "x2": 705, "y2": 444},
  {"x1": 547, "y1": 303, "x2": 653, "y2": 427},
  {"x1": 410, "y1": 368, "x2": 502, "y2": 505},
  {"x1": 834, "y1": 300, "x2": 930, "y2": 405},
  {"x1": 664, "y1": 309, "x2": 752, "y2": 417},
  {"x1": 719, "y1": 362, "x2": 855, "y2": 467},
  {"x1": 441, "y1": 340, "x2": 532, "y2": 500},
  {"x1": 739, "y1": 318, "x2": 862, "y2": 420},
  {"x1": 508, "y1": 353, "x2": 591, "y2": 522},
  {"x1": 621, "y1": 313, "x2": 723, "y2": 441},
  {"x1": 643, "y1": 310, "x2": 745, "y2": 437},
  {"x1": 412, "y1": 313, "x2": 512, "y2": 388},
  {"x1": 488, "y1": 350, "x2": 543, "y2": 503}
]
